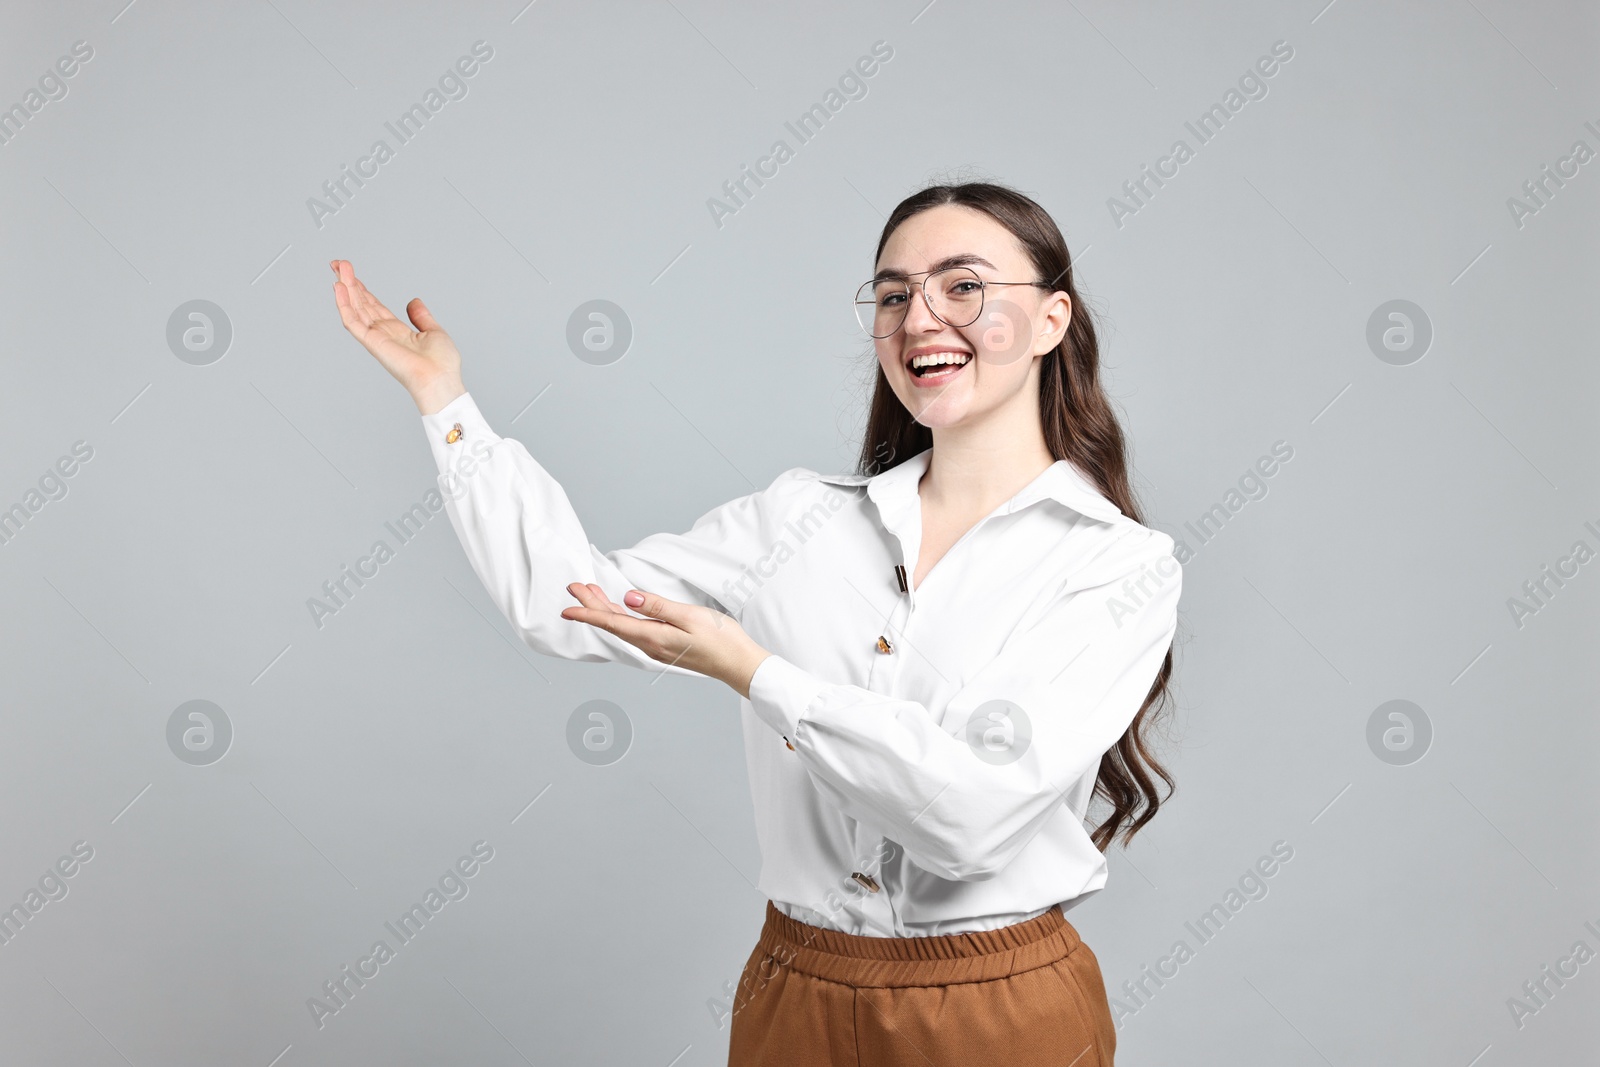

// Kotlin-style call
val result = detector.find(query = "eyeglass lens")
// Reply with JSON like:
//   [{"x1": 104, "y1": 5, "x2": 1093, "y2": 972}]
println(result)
[{"x1": 855, "y1": 267, "x2": 986, "y2": 338}]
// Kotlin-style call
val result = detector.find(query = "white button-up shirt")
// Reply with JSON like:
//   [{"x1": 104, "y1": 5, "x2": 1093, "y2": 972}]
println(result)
[{"x1": 422, "y1": 392, "x2": 1182, "y2": 937}]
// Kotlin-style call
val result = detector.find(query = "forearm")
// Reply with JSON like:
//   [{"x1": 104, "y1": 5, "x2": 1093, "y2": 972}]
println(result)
[{"x1": 422, "y1": 394, "x2": 701, "y2": 676}]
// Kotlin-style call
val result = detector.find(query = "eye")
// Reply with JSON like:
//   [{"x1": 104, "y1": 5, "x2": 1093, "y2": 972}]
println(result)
[
  {"x1": 878, "y1": 290, "x2": 907, "y2": 307},
  {"x1": 947, "y1": 279, "x2": 983, "y2": 295}
]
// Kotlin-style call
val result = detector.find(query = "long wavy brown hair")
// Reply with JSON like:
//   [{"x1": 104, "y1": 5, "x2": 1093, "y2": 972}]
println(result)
[{"x1": 854, "y1": 180, "x2": 1179, "y2": 851}]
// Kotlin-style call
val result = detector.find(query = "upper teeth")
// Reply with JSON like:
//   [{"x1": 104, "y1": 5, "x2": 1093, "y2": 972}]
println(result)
[{"x1": 911, "y1": 353, "x2": 972, "y2": 369}]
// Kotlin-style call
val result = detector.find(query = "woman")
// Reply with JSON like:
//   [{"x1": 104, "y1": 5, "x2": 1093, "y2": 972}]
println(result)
[{"x1": 331, "y1": 181, "x2": 1182, "y2": 1066}]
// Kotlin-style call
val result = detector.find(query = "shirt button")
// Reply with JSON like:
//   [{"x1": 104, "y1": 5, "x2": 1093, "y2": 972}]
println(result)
[
  {"x1": 783, "y1": 737, "x2": 795, "y2": 751},
  {"x1": 850, "y1": 871, "x2": 881, "y2": 893},
  {"x1": 875, "y1": 635, "x2": 893, "y2": 654},
  {"x1": 445, "y1": 422, "x2": 463, "y2": 444}
]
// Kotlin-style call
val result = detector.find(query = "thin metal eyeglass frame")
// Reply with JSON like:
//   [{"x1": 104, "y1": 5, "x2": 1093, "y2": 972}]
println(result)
[{"x1": 854, "y1": 268, "x2": 1055, "y2": 339}]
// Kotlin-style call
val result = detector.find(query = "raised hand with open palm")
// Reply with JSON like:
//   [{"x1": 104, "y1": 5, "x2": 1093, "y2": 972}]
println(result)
[
  {"x1": 330, "y1": 259, "x2": 466, "y2": 415},
  {"x1": 328, "y1": 257, "x2": 772, "y2": 696}
]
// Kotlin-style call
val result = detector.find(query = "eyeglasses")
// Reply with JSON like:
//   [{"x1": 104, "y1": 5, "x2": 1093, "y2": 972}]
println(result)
[{"x1": 854, "y1": 267, "x2": 1054, "y2": 339}]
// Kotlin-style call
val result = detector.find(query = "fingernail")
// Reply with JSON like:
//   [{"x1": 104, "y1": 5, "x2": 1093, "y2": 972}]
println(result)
[{"x1": 624, "y1": 591, "x2": 644, "y2": 607}]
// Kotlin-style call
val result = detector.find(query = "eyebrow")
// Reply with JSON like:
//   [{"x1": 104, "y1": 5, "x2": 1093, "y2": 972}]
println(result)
[{"x1": 872, "y1": 253, "x2": 998, "y2": 283}]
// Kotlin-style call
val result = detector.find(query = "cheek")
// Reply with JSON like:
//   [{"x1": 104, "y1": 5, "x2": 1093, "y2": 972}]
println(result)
[
  {"x1": 961, "y1": 309, "x2": 1035, "y2": 371},
  {"x1": 957, "y1": 324, "x2": 1037, "y2": 397},
  {"x1": 875, "y1": 338, "x2": 901, "y2": 375}
]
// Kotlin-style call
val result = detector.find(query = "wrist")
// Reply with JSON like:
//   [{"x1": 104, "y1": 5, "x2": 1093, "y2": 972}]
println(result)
[
  {"x1": 412, "y1": 375, "x2": 466, "y2": 416},
  {"x1": 730, "y1": 645, "x2": 772, "y2": 701}
]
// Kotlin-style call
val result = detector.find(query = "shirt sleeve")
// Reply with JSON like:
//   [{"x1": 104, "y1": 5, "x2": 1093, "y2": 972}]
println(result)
[
  {"x1": 746, "y1": 526, "x2": 1182, "y2": 882},
  {"x1": 421, "y1": 391, "x2": 770, "y2": 678}
]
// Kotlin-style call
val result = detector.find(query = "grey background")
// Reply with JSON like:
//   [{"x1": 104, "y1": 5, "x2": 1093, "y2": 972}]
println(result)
[{"x1": 1, "y1": 1, "x2": 1595, "y2": 1063}]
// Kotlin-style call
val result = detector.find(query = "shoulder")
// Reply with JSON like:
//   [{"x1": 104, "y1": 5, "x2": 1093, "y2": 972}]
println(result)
[
  {"x1": 702, "y1": 467, "x2": 865, "y2": 537},
  {"x1": 779, "y1": 466, "x2": 870, "y2": 487},
  {"x1": 1069, "y1": 512, "x2": 1183, "y2": 589},
  {"x1": 762, "y1": 465, "x2": 869, "y2": 503}
]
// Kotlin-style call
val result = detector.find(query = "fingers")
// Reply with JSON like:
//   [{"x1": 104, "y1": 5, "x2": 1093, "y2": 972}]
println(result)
[
  {"x1": 331, "y1": 261, "x2": 375, "y2": 334},
  {"x1": 332, "y1": 260, "x2": 365, "y2": 313},
  {"x1": 624, "y1": 589, "x2": 690, "y2": 627},
  {"x1": 564, "y1": 581, "x2": 673, "y2": 620},
  {"x1": 332, "y1": 277, "x2": 359, "y2": 327},
  {"x1": 331, "y1": 261, "x2": 358, "y2": 322},
  {"x1": 559, "y1": 602, "x2": 667, "y2": 647},
  {"x1": 559, "y1": 582, "x2": 680, "y2": 631},
  {"x1": 557, "y1": 583, "x2": 714, "y2": 672},
  {"x1": 559, "y1": 583, "x2": 696, "y2": 636},
  {"x1": 563, "y1": 582, "x2": 619, "y2": 614},
  {"x1": 328, "y1": 260, "x2": 398, "y2": 330},
  {"x1": 353, "y1": 276, "x2": 397, "y2": 324}
]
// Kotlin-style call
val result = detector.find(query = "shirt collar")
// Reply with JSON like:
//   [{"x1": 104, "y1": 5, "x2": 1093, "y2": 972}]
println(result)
[{"x1": 816, "y1": 447, "x2": 1125, "y2": 525}]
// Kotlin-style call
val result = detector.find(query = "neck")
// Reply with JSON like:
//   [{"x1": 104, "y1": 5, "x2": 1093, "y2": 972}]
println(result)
[{"x1": 920, "y1": 368, "x2": 1054, "y2": 513}]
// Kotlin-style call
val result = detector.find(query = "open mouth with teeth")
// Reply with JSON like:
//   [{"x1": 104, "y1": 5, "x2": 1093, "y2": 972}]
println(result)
[{"x1": 908, "y1": 352, "x2": 973, "y2": 380}]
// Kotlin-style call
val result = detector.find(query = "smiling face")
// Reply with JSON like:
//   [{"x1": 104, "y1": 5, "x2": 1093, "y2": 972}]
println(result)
[{"x1": 872, "y1": 203, "x2": 1072, "y2": 430}]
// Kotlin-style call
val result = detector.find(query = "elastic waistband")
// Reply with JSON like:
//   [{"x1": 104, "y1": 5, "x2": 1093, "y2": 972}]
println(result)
[{"x1": 754, "y1": 900, "x2": 1080, "y2": 988}]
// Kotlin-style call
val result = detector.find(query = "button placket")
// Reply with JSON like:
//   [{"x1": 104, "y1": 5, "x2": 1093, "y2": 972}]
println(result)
[
  {"x1": 888, "y1": 597, "x2": 911, "y2": 683},
  {"x1": 868, "y1": 594, "x2": 911, "y2": 691},
  {"x1": 845, "y1": 827, "x2": 898, "y2": 931}
]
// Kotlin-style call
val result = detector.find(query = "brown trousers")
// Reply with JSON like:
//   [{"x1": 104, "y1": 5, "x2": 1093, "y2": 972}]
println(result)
[{"x1": 727, "y1": 900, "x2": 1117, "y2": 1066}]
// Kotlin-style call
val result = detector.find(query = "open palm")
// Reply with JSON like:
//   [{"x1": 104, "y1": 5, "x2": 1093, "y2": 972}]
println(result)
[{"x1": 331, "y1": 259, "x2": 463, "y2": 410}]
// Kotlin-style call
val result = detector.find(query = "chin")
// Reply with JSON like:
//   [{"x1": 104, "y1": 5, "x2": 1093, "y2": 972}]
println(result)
[{"x1": 907, "y1": 392, "x2": 975, "y2": 428}]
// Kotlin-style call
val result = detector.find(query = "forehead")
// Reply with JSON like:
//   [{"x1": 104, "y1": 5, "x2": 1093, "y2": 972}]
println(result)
[{"x1": 876, "y1": 203, "x2": 1029, "y2": 275}]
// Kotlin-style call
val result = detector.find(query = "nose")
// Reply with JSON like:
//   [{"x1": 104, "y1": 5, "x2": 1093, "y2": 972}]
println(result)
[{"x1": 901, "y1": 280, "x2": 943, "y2": 336}]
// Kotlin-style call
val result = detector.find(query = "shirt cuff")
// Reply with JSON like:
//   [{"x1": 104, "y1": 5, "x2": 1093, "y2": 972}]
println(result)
[
  {"x1": 420, "y1": 391, "x2": 497, "y2": 475},
  {"x1": 746, "y1": 654, "x2": 829, "y2": 743}
]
